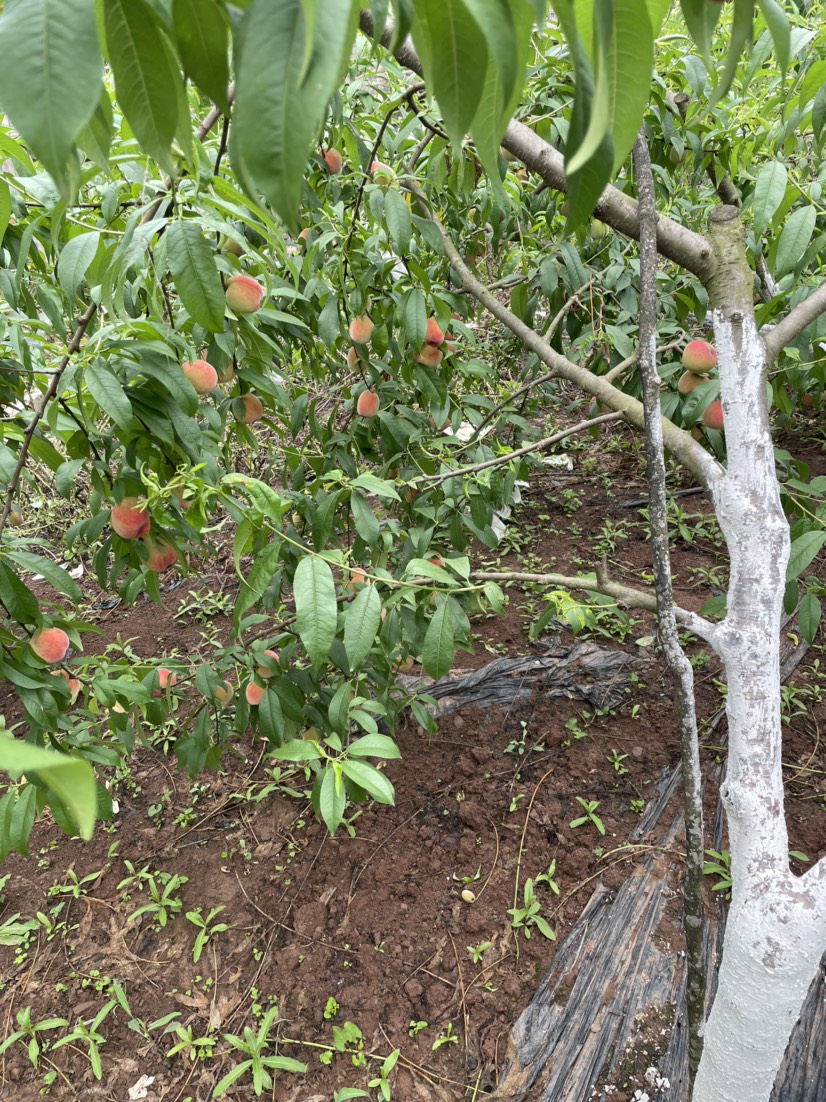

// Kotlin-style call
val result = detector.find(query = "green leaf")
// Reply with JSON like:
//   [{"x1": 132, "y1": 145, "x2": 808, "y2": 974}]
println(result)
[
  {"x1": 104, "y1": 0, "x2": 180, "y2": 174},
  {"x1": 165, "y1": 220, "x2": 226, "y2": 332},
  {"x1": 350, "y1": 474, "x2": 401, "y2": 501},
  {"x1": 401, "y1": 288, "x2": 427, "y2": 348},
  {"x1": 223, "y1": 473, "x2": 291, "y2": 523},
  {"x1": 422, "y1": 600, "x2": 454, "y2": 679},
  {"x1": 711, "y1": 0, "x2": 754, "y2": 106},
  {"x1": 775, "y1": 206, "x2": 817, "y2": 278},
  {"x1": 605, "y1": 0, "x2": 654, "y2": 174},
  {"x1": 86, "y1": 362, "x2": 133, "y2": 431},
  {"x1": 814, "y1": 84, "x2": 826, "y2": 147},
  {"x1": 383, "y1": 188, "x2": 412, "y2": 255},
  {"x1": 57, "y1": 232, "x2": 100, "y2": 297},
  {"x1": 412, "y1": 0, "x2": 489, "y2": 147},
  {"x1": 319, "y1": 763, "x2": 346, "y2": 833},
  {"x1": 798, "y1": 591, "x2": 821, "y2": 645},
  {"x1": 344, "y1": 585, "x2": 382, "y2": 668},
  {"x1": 340, "y1": 759, "x2": 395, "y2": 804},
  {"x1": 0, "y1": 563, "x2": 40, "y2": 625},
  {"x1": 347, "y1": 733, "x2": 401, "y2": 760},
  {"x1": 0, "y1": 735, "x2": 95, "y2": 840},
  {"x1": 6, "y1": 553, "x2": 82, "y2": 603},
  {"x1": 351, "y1": 492, "x2": 380, "y2": 545},
  {"x1": 231, "y1": 0, "x2": 360, "y2": 225},
  {"x1": 464, "y1": 0, "x2": 518, "y2": 108},
  {"x1": 786, "y1": 530, "x2": 826, "y2": 581},
  {"x1": 294, "y1": 556, "x2": 338, "y2": 668},
  {"x1": 0, "y1": 0, "x2": 102, "y2": 193},
  {"x1": 0, "y1": 179, "x2": 10, "y2": 248},
  {"x1": 679, "y1": 0, "x2": 723, "y2": 63},
  {"x1": 172, "y1": 0, "x2": 230, "y2": 112},
  {"x1": 751, "y1": 161, "x2": 787, "y2": 237},
  {"x1": 756, "y1": 0, "x2": 789, "y2": 77},
  {"x1": 799, "y1": 60, "x2": 826, "y2": 113},
  {"x1": 270, "y1": 738, "x2": 324, "y2": 762}
]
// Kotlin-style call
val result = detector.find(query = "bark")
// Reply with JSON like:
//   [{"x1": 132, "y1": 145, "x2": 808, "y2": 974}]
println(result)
[
  {"x1": 633, "y1": 134, "x2": 706, "y2": 1087},
  {"x1": 692, "y1": 208, "x2": 826, "y2": 1102}
]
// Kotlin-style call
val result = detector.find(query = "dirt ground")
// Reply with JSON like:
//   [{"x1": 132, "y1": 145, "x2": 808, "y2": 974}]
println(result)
[{"x1": 0, "y1": 417, "x2": 824, "y2": 1102}]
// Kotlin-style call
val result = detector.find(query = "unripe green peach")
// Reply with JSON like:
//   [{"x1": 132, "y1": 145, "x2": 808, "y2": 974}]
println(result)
[{"x1": 589, "y1": 219, "x2": 609, "y2": 238}]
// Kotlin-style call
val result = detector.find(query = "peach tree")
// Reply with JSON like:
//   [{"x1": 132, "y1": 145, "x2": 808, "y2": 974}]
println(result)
[{"x1": 0, "y1": 2, "x2": 825, "y2": 1100}]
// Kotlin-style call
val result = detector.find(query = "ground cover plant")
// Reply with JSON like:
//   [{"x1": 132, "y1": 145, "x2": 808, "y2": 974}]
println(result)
[{"x1": 0, "y1": 1, "x2": 825, "y2": 1100}]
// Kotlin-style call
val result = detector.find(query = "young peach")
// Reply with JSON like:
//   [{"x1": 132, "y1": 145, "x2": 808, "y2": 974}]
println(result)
[
  {"x1": 110, "y1": 497, "x2": 150, "y2": 540},
  {"x1": 232, "y1": 393, "x2": 264, "y2": 424},
  {"x1": 702, "y1": 399, "x2": 724, "y2": 431},
  {"x1": 682, "y1": 340, "x2": 717, "y2": 375},
  {"x1": 677, "y1": 371, "x2": 705, "y2": 395},
  {"x1": 225, "y1": 274, "x2": 264, "y2": 314},
  {"x1": 357, "y1": 390, "x2": 379, "y2": 418},
  {"x1": 255, "y1": 649, "x2": 280, "y2": 679},
  {"x1": 348, "y1": 315, "x2": 374, "y2": 344},
  {"x1": 222, "y1": 236, "x2": 244, "y2": 258},
  {"x1": 31, "y1": 627, "x2": 70, "y2": 664},
  {"x1": 213, "y1": 680, "x2": 234, "y2": 707},
  {"x1": 324, "y1": 148, "x2": 343, "y2": 174},
  {"x1": 245, "y1": 681, "x2": 265, "y2": 706},
  {"x1": 182, "y1": 359, "x2": 218, "y2": 394},
  {"x1": 415, "y1": 344, "x2": 443, "y2": 369},
  {"x1": 425, "y1": 317, "x2": 445, "y2": 345},
  {"x1": 7, "y1": 510, "x2": 22, "y2": 526},
  {"x1": 144, "y1": 538, "x2": 178, "y2": 572},
  {"x1": 216, "y1": 362, "x2": 235, "y2": 385},
  {"x1": 153, "y1": 667, "x2": 178, "y2": 697}
]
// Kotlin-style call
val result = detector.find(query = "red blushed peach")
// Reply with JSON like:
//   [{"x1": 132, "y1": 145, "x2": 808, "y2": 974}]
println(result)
[
  {"x1": 415, "y1": 345, "x2": 443, "y2": 369},
  {"x1": 172, "y1": 486, "x2": 191, "y2": 511},
  {"x1": 344, "y1": 568, "x2": 367, "y2": 592},
  {"x1": 349, "y1": 315, "x2": 374, "y2": 344},
  {"x1": 110, "y1": 497, "x2": 150, "y2": 540},
  {"x1": 702, "y1": 399, "x2": 724, "y2": 431},
  {"x1": 153, "y1": 667, "x2": 178, "y2": 697},
  {"x1": 324, "y1": 148, "x2": 343, "y2": 174},
  {"x1": 144, "y1": 538, "x2": 178, "y2": 572},
  {"x1": 216, "y1": 362, "x2": 235, "y2": 385},
  {"x1": 677, "y1": 371, "x2": 706, "y2": 395},
  {"x1": 31, "y1": 627, "x2": 70, "y2": 664},
  {"x1": 357, "y1": 390, "x2": 379, "y2": 418},
  {"x1": 51, "y1": 668, "x2": 81, "y2": 703},
  {"x1": 298, "y1": 228, "x2": 310, "y2": 247},
  {"x1": 213, "y1": 680, "x2": 234, "y2": 707},
  {"x1": 346, "y1": 346, "x2": 360, "y2": 371},
  {"x1": 682, "y1": 340, "x2": 717, "y2": 374},
  {"x1": 370, "y1": 160, "x2": 396, "y2": 188},
  {"x1": 255, "y1": 649, "x2": 280, "y2": 678},
  {"x1": 245, "y1": 681, "x2": 264, "y2": 706},
  {"x1": 222, "y1": 237, "x2": 244, "y2": 258},
  {"x1": 225, "y1": 275, "x2": 264, "y2": 314},
  {"x1": 425, "y1": 317, "x2": 444, "y2": 345},
  {"x1": 232, "y1": 393, "x2": 264, "y2": 424}
]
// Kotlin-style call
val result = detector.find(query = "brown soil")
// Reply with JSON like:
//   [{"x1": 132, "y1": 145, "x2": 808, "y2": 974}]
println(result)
[{"x1": 0, "y1": 421, "x2": 824, "y2": 1102}]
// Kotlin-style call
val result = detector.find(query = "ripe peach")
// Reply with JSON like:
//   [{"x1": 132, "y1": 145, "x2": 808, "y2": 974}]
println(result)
[
  {"x1": 110, "y1": 497, "x2": 150, "y2": 540},
  {"x1": 346, "y1": 346, "x2": 360, "y2": 371},
  {"x1": 172, "y1": 486, "x2": 191, "y2": 511},
  {"x1": 216, "y1": 362, "x2": 235, "y2": 384},
  {"x1": 225, "y1": 274, "x2": 264, "y2": 314},
  {"x1": 182, "y1": 359, "x2": 218, "y2": 394},
  {"x1": 357, "y1": 390, "x2": 379, "y2": 418},
  {"x1": 370, "y1": 160, "x2": 396, "y2": 188},
  {"x1": 232, "y1": 393, "x2": 264, "y2": 424},
  {"x1": 324, "y1": 148, "x2": 343, "y2": 174},
  {"x1": 153, "y1": 667, "x2": 178, "y2": 697},
  {"x1": 349, "y1": 315, "x2": 374, "y2": 344},
  {"x1": 344, "y1": 569, "x2": 367, "y2": 591},
  {"x1": 213, "y1": 680, "x2": 234, "y2": 707},
  {"x1": 297, "y1": 228, "x2": 310, "y2": 248},
  {"x1": 51, "y1": 668, "x2": 81, "y2": 703},
  {"x1": 677, "y1": 371, "x2": 705, "y2": 395},
  {"x1": 144, "y1": 537, "x2": 178, "y2": 572},
  {"x1": 682, "y1": 340, "x2": 717, "y2": 374},
  {"x1": 255, "y1": 649, "x2": 280, "y2": 678},
  {"x1": 31, "y1": 627, "x2": 70, "y2": 664},
  {"x1": 415, "y1": 344, "x2": 443, "y2": 369},
  {"x1": 425, "y1": 317, "x2": 444, "y2": 345},
  {"x1": 702, "y1": 399, "x2": 724, "y2": 431},
  {"x1": 245, "y1": 681, "x2": 264, "y2": 706}
]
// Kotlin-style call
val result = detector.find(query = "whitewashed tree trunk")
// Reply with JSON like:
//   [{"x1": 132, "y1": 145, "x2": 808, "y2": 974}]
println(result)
[{"x1": 692, "y1": 208, "x2": 826, "y2": 1102}]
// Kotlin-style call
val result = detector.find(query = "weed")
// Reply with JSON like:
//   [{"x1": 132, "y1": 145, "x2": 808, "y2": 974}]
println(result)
[
  {"x1": 508, "y1": 869, "x2": 557, "y2": 942},
  {"x1": 120, "y1": 868, "x2": 188, "y2": 928},
  {"x1": 703, "y1": 849, "x2": 732, "y2": 898},
  {"x1": 0, "y1": 1006, "x2": 68, "y2": 1068},
  {"x1": 215, "y1": 1005, "x2": 307, "y2": 1096},
  {"x1": 432, "y1": 1022, "x2": 459, "y2": 1050},
  {"x1": 408, "y1": 1019, "x2": 428, "y2": 1037},
  {"x1": 51, "y1": 998, "x2": 118, "y2": 1080},
  {"x1": 608, "y1": 749, "x2": 629, "y2": 775},
  {"x1": 569, "y1": 798, "x2": 606, "y2": 836},
  {"x1": 466, "y1": 940, "x2": 492, "y2": 964},
  {"x1": 48, "y1": 867, "x2": 102, "y2": 899},
  {"x1": 185, "y1": 905, "x2": 230, "y2": 963}
]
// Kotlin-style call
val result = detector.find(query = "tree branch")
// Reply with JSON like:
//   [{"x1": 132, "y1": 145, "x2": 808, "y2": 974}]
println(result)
[
  {"x1": 402, "y1": 176, "x2": 722, "y2": 490},
  {"x1": 415, "y1": 410, "x2": 623, "y2": 486},
  {"x1": 0, "y1": 303, "x2": 98, "y2": 537},
  {"x1": 472, "y1": 568, "x2": 716, "y2": 639},
  {"x1": 763, "y1": 282, "x2": 826, "y2": 363}
]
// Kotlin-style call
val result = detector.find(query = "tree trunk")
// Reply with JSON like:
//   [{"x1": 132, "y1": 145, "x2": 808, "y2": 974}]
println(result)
[{"x1": 692, "y1": 207, "x2": 826, "y2": 1101}]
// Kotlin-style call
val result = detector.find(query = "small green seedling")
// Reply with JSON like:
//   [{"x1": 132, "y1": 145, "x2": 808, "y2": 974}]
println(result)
[
  {"x1": 508, "y1": 878, "x2": 556, "y2": 941},
  {"x1": 466, "y1": 940, "x2": 492, "y2": 964},
  {"x1": 332, "y1": 1021, "x2": 366, "y2": 1067},
  {"x1": 323, "y1": 996, "x2": 340, "y2": 1019},
  {"x1": 703, "y1": 849, "x2": 732, "y2": 897},
  {"x1": 569, "y1": 797, "x2": 605, "y2": 836},
  {"x1": 185, "y1": 906, "x2": 230, "y2": 963},
  {"x1": 369, "y1": 1048, "x2": 400, "y2": 1101},
  {"x1": 607, "y1": 749, "x2": 628, "y2": 775},
  {"x1": 51, "y1": 998, "x2": 118, "y2": 1080},
  {"x1": 214, "y1": 1006, "x2": 307, "y2": 1097},
  {"x1": 0, "y1": 1007, "x2": 68, "y2": 1068},
  {"x1": 125, "y1": 871, "x2": 188, "y2": 928},
  {"x1": 408, "y1": 1020, "x2": 428, "y2": 1037},
  {"x1": 432, "y1": 1022, "x2": 458, "y2": 1050},
  {"x1": 48, "y1": 868, "x2": 102, "y2": 899}
]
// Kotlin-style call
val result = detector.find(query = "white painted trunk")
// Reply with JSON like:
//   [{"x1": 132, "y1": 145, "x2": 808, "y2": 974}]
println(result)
[{"x1": 691, "y1": 310, "x2": 826, "y2": 1101}]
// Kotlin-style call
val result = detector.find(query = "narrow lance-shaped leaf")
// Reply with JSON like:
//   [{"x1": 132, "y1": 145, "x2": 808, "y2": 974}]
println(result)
[
  {"x1": 0, "y1": 0, "x2": 102, "y2": 194},
  {"x1": 172, "y1": 0, "x2": 230, "y2": 112},
  {"x1": 775, "y1": 206, "x2": 816, "y2": 278},
  {"x1": 0, "y1": 736, "x2": 96, "y2": 840},
  {"x1": 344, "y1": 585, "x2": 382, "y2": 669},
  {"x1": 752, "y1": 161, "x2": 787, "y2": 237},
  {"x1": 422, "y1": 599, "x2": 454, "y2": 680},
  {"x1": 294, "y1": 556, "x2": 338, "y2": 667},
  {"x1": 166, "y1": 220, "x2": 226, "y2": 332}
]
